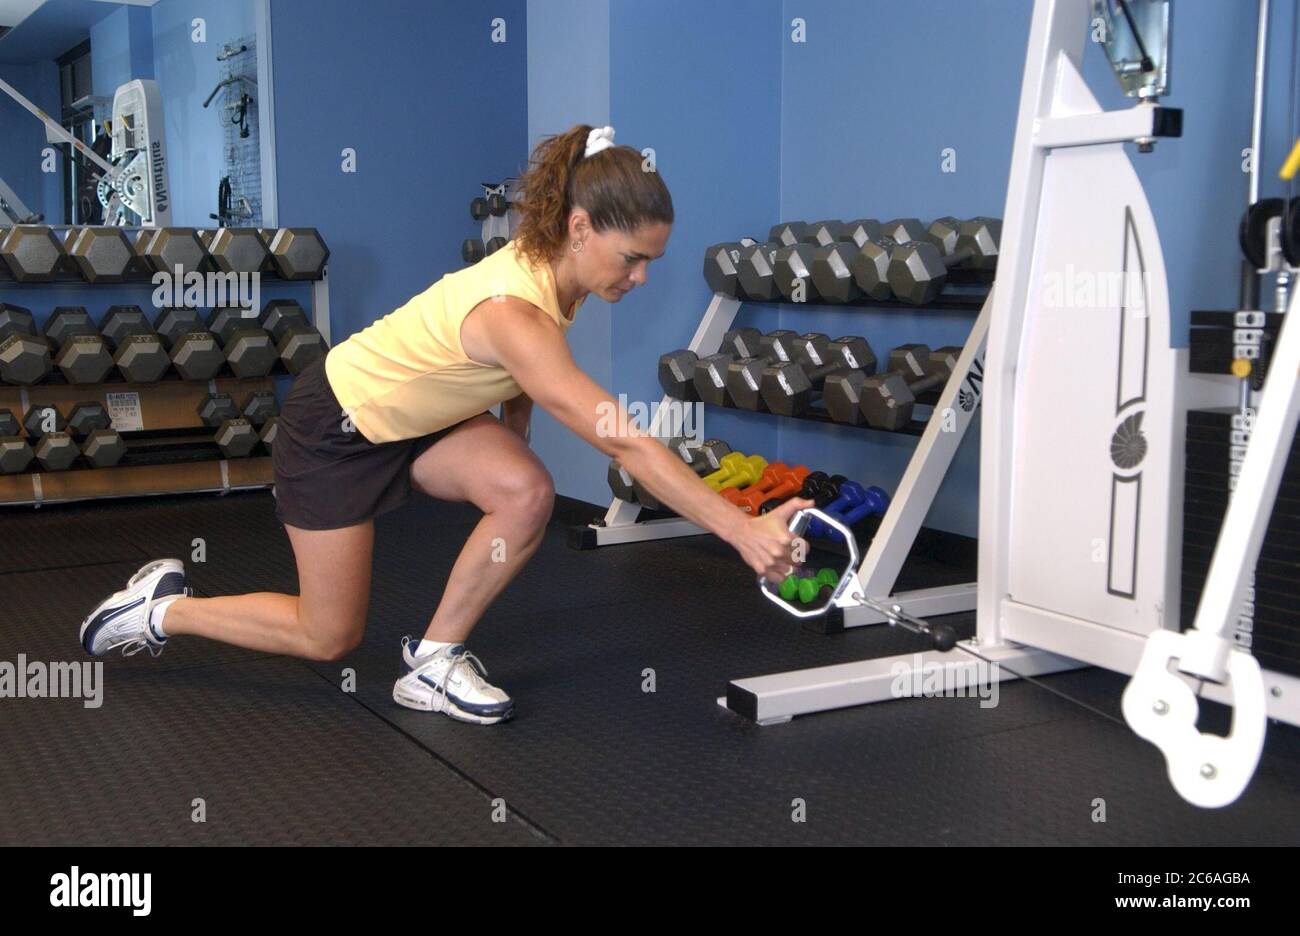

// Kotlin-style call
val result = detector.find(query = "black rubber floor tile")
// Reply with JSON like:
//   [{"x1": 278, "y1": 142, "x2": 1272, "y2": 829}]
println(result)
[
  {"x1": 300, "y1": 593, "x2": 1091, "y2": 844},
  {"x1": 90, "y1": 492, "x2": 301, "y2": 596},
  {"x1": 7, "y1": 493, "x2": 1298, "y2": 846},
  {"x1": 0, "y1": 561, "x2": 266, "y2": 671},
  {"x1": 375, "y1": 495, "x2": 488, "y2": 534},
  {"x1": 836, "y1": 713, "x2": 1300, "y2": 846},
  {"x1": 0, "y1": 500, "x2": 149, "y2": 573},
  {"x1": 0, "y1": 656, "x2": 545, "y2": 846}
]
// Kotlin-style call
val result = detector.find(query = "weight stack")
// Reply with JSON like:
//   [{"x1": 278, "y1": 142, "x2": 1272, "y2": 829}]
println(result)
[
  {"x1": 1189, "y1": 310, "x2": 1281, "y2": 390},
  {"x1": 1181, "y1": 407, "x2": 1300, "y2": 677}
]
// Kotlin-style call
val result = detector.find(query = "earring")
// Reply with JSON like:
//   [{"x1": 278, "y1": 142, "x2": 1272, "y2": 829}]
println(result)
[{"x1": 570, "y1": 240, "x2": 584, "y2": 253}]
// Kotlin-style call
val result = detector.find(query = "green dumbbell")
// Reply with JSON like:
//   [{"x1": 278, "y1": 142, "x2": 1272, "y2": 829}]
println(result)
[{"x1": 797, "y1": 568, "x2": 840, "y2": 604}]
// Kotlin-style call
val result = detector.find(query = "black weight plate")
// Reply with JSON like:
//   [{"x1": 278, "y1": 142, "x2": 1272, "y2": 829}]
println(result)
[
  {"x1": 1285, "y1": 197, "x2": 1300, "y2": 267},
  {"x1": 1239, "y1": 198, "x2": 1284, "y2": 269}
]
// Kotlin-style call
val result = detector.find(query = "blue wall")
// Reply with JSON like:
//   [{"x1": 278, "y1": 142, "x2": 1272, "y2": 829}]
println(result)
[
  {"x1": 0, "y1": 60, "x2": 62, "y2": 223},
  {"x1": 90, "y1": 3, "x2": 154, "y2": 98},
  {"x1": 150, "y1": 0, "x2": 257, "y2": 226},
  {"x1": 269, "y1": 0, "x2": 529, "y2": 346},
  {"x1": 525, "y1": 0, "x2": 612, "y2": 501},
  {"x1": 609, "y1": 0, "x2": 784, "y2": 482}
]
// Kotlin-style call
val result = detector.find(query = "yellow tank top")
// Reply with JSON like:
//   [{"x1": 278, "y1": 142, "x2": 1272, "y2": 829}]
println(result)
[{"x1": 324, "y1": 241, "x2": 580, "y2": 443}]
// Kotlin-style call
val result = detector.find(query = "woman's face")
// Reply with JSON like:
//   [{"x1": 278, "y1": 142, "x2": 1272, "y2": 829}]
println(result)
[{"x1": 574, "y1": 216, "x2": 671, "y2": 303}]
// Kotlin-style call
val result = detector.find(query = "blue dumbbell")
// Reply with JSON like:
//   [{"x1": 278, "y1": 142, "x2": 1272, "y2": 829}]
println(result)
[
  {"x1": 806, "y1": 481, "x2": 866, "y2": 539},
  {"x1": 821, "y1": 485, "x2": 890, "y2": 540}
]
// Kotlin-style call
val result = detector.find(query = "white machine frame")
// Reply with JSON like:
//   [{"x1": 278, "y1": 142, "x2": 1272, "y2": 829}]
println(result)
[
  {"x1": 0, "y1": 76, "x2": 171, "y2": 226},
  {"x1": 720, "y1": 0, "x2": 1299, "y2": 809}
]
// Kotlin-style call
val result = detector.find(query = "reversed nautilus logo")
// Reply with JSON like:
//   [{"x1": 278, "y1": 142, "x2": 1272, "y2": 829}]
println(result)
[
  {"x1": 1110, "y1": 411, "x2": 1148, "y2": 470},
  {"x1": 958, "y1": 387, "x2": 977, "y2": 412}
]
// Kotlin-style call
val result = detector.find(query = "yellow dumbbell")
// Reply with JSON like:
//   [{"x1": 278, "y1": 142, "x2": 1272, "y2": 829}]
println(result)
[
  {"x1": 713, "y1": 455, "x2": 768, "y2": 492},
  {"x1": 701, "y1": 451, "x2": 749, "y2": 490}
]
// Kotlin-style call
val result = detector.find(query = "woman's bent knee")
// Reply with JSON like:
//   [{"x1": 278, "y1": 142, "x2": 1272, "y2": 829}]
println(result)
[
  {"x1": 299, "y1": 614, "x2": 365, "y2": 661},
  {"x1": 490, "y1": 471, "x2": 554, "y2": 526}
]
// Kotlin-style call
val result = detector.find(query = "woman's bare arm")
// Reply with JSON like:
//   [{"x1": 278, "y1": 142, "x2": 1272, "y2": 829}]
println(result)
[{"x1": 462, "y1": 298, "x2": 808, "y2": 579}]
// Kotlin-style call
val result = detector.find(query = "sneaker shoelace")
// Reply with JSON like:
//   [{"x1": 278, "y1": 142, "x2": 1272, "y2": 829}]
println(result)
[
  {"x1": 421, "y1": 647, "x2": 489, "y2": 707},
  {"x1": 120, "y1": 635, "x2": 165, "y2": 658}
]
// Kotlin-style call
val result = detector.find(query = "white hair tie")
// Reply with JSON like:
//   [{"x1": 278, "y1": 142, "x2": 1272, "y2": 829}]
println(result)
[{"x1": 584, "y1": 126, "x2": 615, "y2": 158}]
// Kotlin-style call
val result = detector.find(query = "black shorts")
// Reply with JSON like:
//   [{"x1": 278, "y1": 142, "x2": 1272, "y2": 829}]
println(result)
[{"x1": 272, "y1": 358, "x2": 482, "y2": 530}]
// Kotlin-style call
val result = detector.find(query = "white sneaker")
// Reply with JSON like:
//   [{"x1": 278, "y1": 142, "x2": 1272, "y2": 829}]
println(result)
[
  {"x1": 392, "y1": 636, "x2": 514, "y2": 724},
  {"x1": 80, "y1": 559, "x2": 190, "y2": 658}
]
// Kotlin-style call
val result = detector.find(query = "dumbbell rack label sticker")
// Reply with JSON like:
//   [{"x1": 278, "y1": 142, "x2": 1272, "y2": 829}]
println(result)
[{"x1": 105, "y1": 392, "x2": 144, "y2": 432}]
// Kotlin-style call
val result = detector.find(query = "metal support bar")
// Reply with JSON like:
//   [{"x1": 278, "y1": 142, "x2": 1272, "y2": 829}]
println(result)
[
  {"x1": 1034, "y1": 103, "x2": 1179, "y2": 149},
  {"x1": 581, "y1": 293, "x2": 741, "y2": 547},
  {"x1": 0, "y1": 175, "x2": 40, "y2": 223},
  {"x1": 0, "y1": 77, "x2": 114, "y2": 176},
  {"x1": 842, "y1": 296, "x2": 989, "y2": 628},
  {"x1": 722, "y1": 642, "x2": 1082, "y2": 726},
  {"x1": 311, "y1": 267, "x2": 331, "y2": 345}
]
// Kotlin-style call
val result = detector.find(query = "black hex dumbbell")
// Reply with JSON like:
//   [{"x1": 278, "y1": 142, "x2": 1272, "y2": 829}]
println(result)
[
  {"x1": 702, "y1": 238, "x2": 758, "y2": 297},
  {"x1": 100, "y1": 305, "x2": 170, "y2": 383},
  {"x1": 850, "y1": 236, "x2": 901, "y2": 301},
  {"x1": 140, "y1": 228, "x2": 209, "y2": 276},
  {"x1": 81, "y1": 428, "x2": 126, "y2": 467},
  {"x1": 68, "y1": 403, "x2": 126, "y2": 468},
  {"x1": 241, "y1": 390, "x2": 279, "y2": 426},
  {"x1": 258, "y1": 416, "x2": 278, "y2": 454},
  {"x1": 688, "y1": 328, "x2": 782, "y2": 406},
  {"x1": 155, "y1": 307, "x2": 226, "y2": 380},
  {"x1": 887, "y1": 217, "x2": 1001, "y2": 305},
  {"x1": 608, "y1": 437, "x2": 733, "y2": 508},
  {"x1": 0, "y1": 225, "x2": 66, "y2": 281},
  {"x1": 811, "y1": 217, "x2": 889, "y2": 301},
  {"x1": 734, "y1": 241, "x2": 785, "y2": 301},
  {"x1": 760, "y1": 335, "x2": 876, "y2": 417},
  {"x1": 203, "y1": 227, "x2": 269, "y2": 274},
  {"x1": 858, "y1": 345, "x2": 963, "y2": 430},
  {"x1": 199, "y1": 393, "x2": 258, "y2": 458},
  {"x1": 208, "y1": 306, "x2": 277, "y2": 378},
  {"x1": 45, "y1": 307, "x2": 114, "y2": 384},
  {"x1": 0, "y1": 408, "x2": 35, "y2": 474},
  {"x1": 265, "y1": 228, "x2": 330, "y2": 280},
  {"x1": 23, "y1": 402, "x2": 74, "y2": 470},
  {"x1": 261, "y1": 299, "x2": 326, "y2": 375},
  {"x1": 723, "y1": 329, "x2": 805, "y2": 411},
  {"x1": 880, "y1": 218, "x2": 928, "y2": 244},
  {"x1": 630, "y1": 437, "x2": 734, "y2": 509},
  {"x1": 758, "y1": 470, "x2": 847, "y2": 514},
  {"x1": 65, "y1": 226, "x2": 135, "y2": 283},
  {"x1": 23, "y1": 403, "x2": 66, "y2": 439},
  {"x1": 772, "y1": 243, "x2": 821, "y2": 303},
  {"x1": 0, "y1": 302, "x2": 52, "y2": 385},
  {"x1": 35, "y1": 431, "x2": 79, "y2": 471}
]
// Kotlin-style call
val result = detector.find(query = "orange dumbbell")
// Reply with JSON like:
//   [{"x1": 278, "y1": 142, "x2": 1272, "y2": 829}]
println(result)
[
  {"x1": 723, "y1": 461, "x2": 789, "y2": 506},
  {"x1": 736, "y1": 464, "x2": 810, "y2": 514}
]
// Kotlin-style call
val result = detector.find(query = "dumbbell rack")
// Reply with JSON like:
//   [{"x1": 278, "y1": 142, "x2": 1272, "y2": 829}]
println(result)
[
  {"x1": 570, "y1": 280, "x2": 990, "y2": 630},
  {"x1": 0, "y1": 229, "x2": 330, "y2": 507}
]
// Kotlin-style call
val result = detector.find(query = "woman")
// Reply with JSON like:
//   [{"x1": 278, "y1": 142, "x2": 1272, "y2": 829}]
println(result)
[{"x1": 80, "y1": 125, "x2": 810, "y2": 725}]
